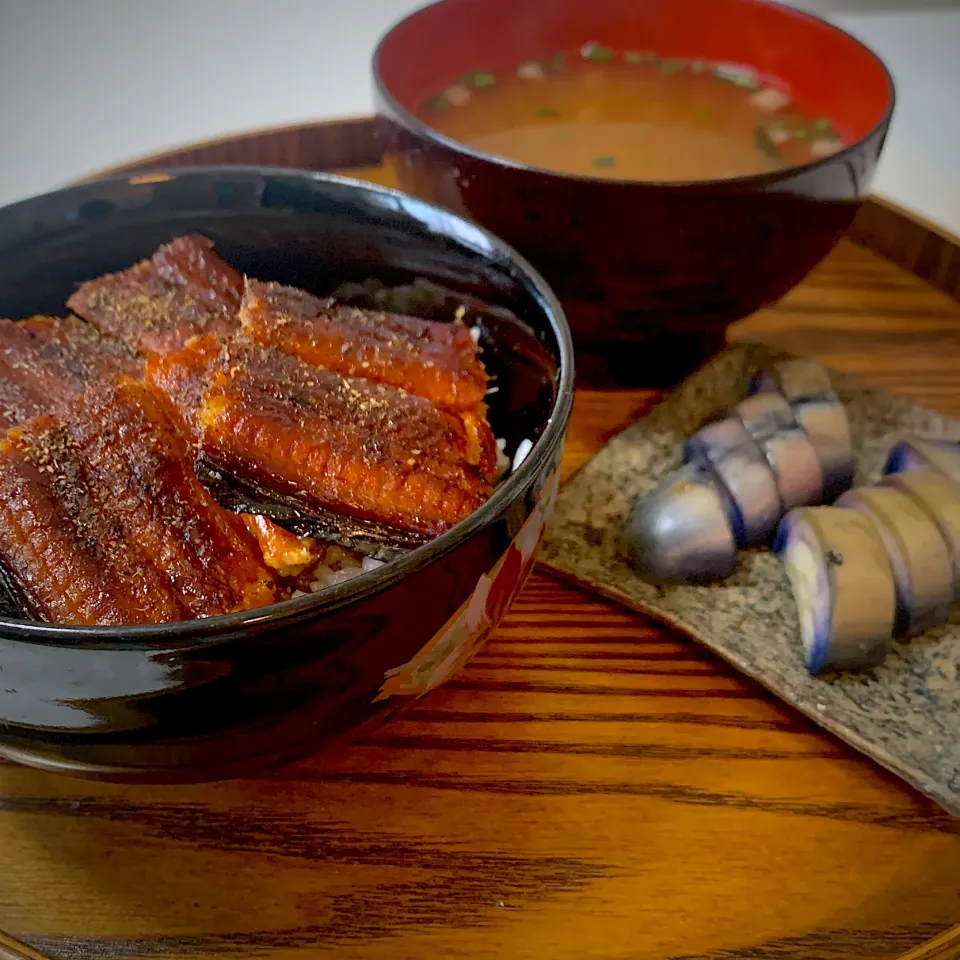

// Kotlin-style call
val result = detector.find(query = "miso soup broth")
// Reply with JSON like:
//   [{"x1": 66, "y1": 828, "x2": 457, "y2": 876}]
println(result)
[{"x1": 421, "y1": 49, "x2": 844, "y2": 182}]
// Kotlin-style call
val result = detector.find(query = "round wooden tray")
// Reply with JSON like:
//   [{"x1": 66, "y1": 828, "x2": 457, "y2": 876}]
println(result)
[{"x1": 4, "y1": 119, "x2": 960, "y2": 960}]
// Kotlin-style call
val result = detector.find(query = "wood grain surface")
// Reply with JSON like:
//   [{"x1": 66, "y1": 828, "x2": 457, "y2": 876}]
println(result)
[{"x1": 2, "y1": 124, "x2": 959, "y2": 960}]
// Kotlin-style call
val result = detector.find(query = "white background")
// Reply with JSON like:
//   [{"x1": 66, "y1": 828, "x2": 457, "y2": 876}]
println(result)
[{"x1": 0, "y1": 0, "x2": 958, "y2": 233}]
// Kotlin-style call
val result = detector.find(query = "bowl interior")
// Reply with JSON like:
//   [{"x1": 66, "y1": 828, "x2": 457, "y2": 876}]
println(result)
[
  {"x1": 377, "y1": 0, "x2": 893, "y2": 152},
  {"x1": 0, "y1": 166, "x2": 572, "y2": 635}
]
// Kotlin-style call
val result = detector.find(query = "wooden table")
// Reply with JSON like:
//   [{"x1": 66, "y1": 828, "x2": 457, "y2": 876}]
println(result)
[{"x1": 3, "y1": 122, "x2": 960, "y2": 960}]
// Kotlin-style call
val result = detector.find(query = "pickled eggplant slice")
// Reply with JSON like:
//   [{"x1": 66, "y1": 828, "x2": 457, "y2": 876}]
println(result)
[
  {"x1": 682, "y1": 416, "x2": 751, "y2": 464},
  {"x1": 751, "y1": 358, "x2": 834, "y2": 404},
  {"x1": 836, "y1": 487, "x2": 953, "y2": 637},
  {"x1": 792, "y1": 396, "x2": 854, "y2": 502},
  {"x1": 775, "y1": 507, "x2": 896, "y2": 674},
  {"x1": 882, "y1": 471, "x2": 960, "y2": 601},
  {"x1": 735, "y1": 392, "x2": 796, "y2": 440},
  {"x1": 621, "y1": 460, "x2": 737, "y2": 584},
  {"x1": 687, "y1": 418, "x2": 821, "y2": 517},
  {"x1": 735, "y1": 394, "x2": 823, "y2": 509},
  {"x1": 747, "y1": 357, "x2": 853, "y2": 501},
  {"x1": 708, "y1": 441, "x2": 782, "y2": 547},
  {"x1": 883, "y1": 436, "x2": 960, "y2": 483},
  {"x1": 755, "y1": 430, "x2": 823, "y2": 511},
  {"x1": 682, "y1": 416, "x2": 782, "y2": 546},
  {"x1": 746, "y1": 369, "x2": 777, "y2": 396}
]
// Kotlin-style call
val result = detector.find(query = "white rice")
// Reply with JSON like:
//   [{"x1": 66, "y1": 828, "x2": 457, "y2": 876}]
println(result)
[
  {"x1": 307, "y1": 543, "x2": 365, "y2": 591},
  {"x1": 496, "y1": 437, "x2": 511, "y2": 478},
  {"x1": 512, "y1": 438, "x2": 534, "y2": 473},
  {"x1": 310, "y1": 567, "x2": 364, "y2": 590}
]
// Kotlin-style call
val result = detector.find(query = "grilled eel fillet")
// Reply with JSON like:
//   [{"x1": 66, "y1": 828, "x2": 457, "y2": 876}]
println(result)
[
  {"x1": 147, "y1": 335, "x2": 497, "y2": 539},
  {"x1": 0, "y1": 377, "x2": 279, "y2": 625},
  {"x1": 69, "y1": 234, "x2": 488, "y2": 412},
  {"x1": 241, "y1": 279, "x2": 489, "y2": 412},
  {"x1": 0, "y1": 315, "x2": 142, "y2": 431},
  {"x1": 68, "y1": 233, "x2": 496, "y2": 548},
  {"x1": 67, "y1": 234, "x2": 244, "y2": 354}
]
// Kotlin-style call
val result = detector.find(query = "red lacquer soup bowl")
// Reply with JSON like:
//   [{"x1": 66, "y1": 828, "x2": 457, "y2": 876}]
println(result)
[{"x1": 374, "y1": 0, "x2": 894, "y2": 387}]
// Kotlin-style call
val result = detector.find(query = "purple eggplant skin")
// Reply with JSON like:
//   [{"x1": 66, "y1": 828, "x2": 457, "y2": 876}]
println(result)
[
  {"x1": 706, "y1": 441, "x2": 783, "y2": 548},
  {"x1": 883, "y1": 437, "x2": 960, "y2": 482},
  {"x1": 621, "y1": 460, "x2": 738, "y2": 585},
  {"x1": 682, "y1": 417, "x2": 783, "y2": 547},
  {"x1": 748, "y1": 359, "x2": 853, "y2": 502},
  {"x1": 791, "y1": 396, "x2": 854, "y2": 502},
  {"x1": 881, "y1": 470, "x2": 960, "y2": 602},
  {"x1": 682, "y1": 417, "x2": 752, "y2": 466},
  {"x1": 735, "y1": 392, "x2": 796, "y2": 441}
]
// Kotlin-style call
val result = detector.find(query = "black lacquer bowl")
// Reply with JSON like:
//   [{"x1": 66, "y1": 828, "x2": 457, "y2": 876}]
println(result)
[{"x1": 0, "y1": 167, "x2": 573, "y2": 782}]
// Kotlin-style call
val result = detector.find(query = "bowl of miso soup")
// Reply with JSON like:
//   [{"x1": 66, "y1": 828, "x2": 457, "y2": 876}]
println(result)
[{"x1": 374, "y1": 0, "x2": 894, "y2": 386}]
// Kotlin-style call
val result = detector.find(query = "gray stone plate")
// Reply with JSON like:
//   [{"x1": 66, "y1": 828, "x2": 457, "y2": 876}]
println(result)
[{"x1": 540, "y1": 342, "x2": 960, "y2": 815}]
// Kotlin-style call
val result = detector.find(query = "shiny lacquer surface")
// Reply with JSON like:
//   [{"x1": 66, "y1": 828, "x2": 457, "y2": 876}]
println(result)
[
  {"x1": 375, "y1": 0, "x2": 894, "y2": 386},
  {"x1": 0, "y1": 167, "x2": 573, "y2": 781}
]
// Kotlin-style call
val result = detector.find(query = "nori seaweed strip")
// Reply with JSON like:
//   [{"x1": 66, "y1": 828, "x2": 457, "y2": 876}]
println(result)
[{"x1": 0, "y1": 558, "x2": 29, "y2": 620}]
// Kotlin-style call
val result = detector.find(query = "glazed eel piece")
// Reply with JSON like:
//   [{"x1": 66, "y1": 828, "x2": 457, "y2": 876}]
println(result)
[
  {"x1": 0, "y1": 315, "x2": 142, "y2": 431},
  {"x1": 66, "y1": 235, "x2": 332, "y2": 570},
  {"x1": 241, "y1": 278, "x2": 489, "y2": 413},
  {"x1": 0, "y1": 377, "x2": 279, "y2": 625},
  {"x1": 69, "y1": 234, "x2": 496, "y2": 557},
  {"x1": 68, "y1": 235, "x2": 490, "y2": 417},
  {"x1": 67, "y1": 234, "x2": 244, "y2": 354},
  {"x1": 147, "y1": 335, "x2": 497, "y2": 546}
]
